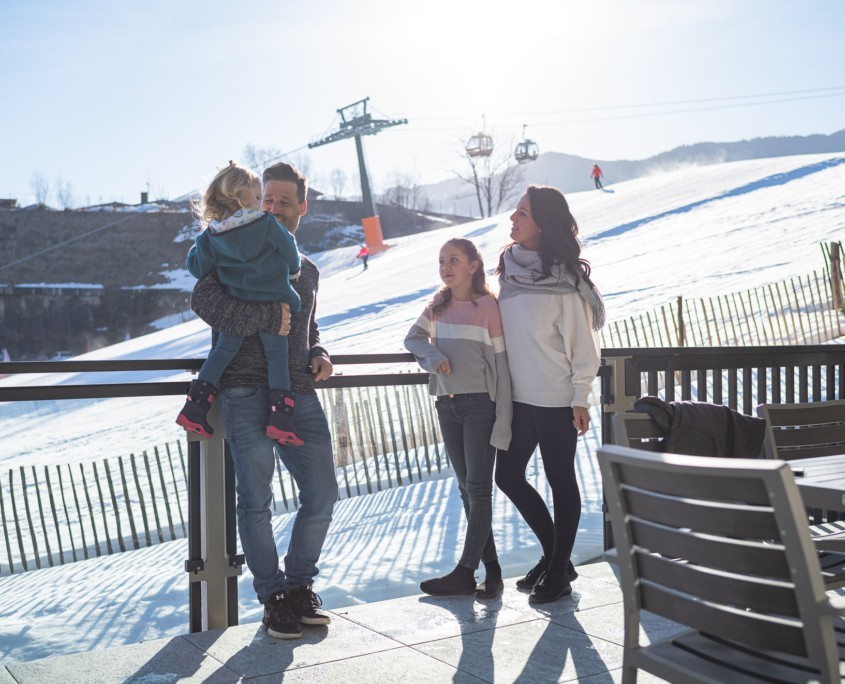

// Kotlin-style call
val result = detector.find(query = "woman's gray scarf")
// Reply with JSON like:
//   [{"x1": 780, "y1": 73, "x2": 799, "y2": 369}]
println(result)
[{"x1": 498, "y1": 245, "x2": 606, "y2": 331}]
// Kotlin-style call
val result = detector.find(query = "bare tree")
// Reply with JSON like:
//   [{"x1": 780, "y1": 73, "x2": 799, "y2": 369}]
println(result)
[
  {"x1": 242, "y1": 144, "x2": 283, "y2": 172},
  {"x1": 55, "y1": 175, "x2": 75, "y2": 209},
  {"x1": 329, "y1": 168, "x2": 347, "y2": 200},
  {"x1": 454, "y1": 138, "x2": 525, "y2": 218},
  {"x1": 30, "y1": 171, "x2": 50, "y2": 206},
  {"x1": 381, "y1": 172, "x2": 429, "y2": 212}
]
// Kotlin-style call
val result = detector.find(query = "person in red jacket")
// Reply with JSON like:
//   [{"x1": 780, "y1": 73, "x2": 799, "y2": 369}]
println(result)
[
  {"x1": 590, "y1": 164, "x2": 603, "y2": 190},
  {"x1": 356, "y1": 244, "x2": 370, "y2": 270}
]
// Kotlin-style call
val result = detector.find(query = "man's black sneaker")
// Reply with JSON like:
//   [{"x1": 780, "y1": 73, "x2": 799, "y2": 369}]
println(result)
[
  {"x1": 515, "y1": 556, "x2": 548, "y2": 590},
  {"x1": 528, "y1": 570, "x2": 572, "y2": 604},
  {"x1": 567, "y1": 559, "x2": 579, "y2": 582},
  {"x1": 262, "y1": 592, "x2": 302, "y2": 639},
  {"x1": 286, "y1": 586, "x2": 332, "y2": 625}
]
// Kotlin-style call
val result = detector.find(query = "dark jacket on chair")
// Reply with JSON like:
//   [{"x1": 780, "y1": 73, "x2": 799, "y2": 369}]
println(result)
[{"x1": 633, "y1": 396, "x2": 766, "y2": 458}]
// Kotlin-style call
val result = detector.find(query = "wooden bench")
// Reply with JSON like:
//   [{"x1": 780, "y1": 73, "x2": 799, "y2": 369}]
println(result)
[{"x1": 599, "y1": 444, "x2": 845, "y2": 684}]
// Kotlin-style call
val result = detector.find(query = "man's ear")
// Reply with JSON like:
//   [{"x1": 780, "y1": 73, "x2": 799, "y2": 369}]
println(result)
[{"x1": 299, "y1": 200, "x2": 308, "y2": 217}]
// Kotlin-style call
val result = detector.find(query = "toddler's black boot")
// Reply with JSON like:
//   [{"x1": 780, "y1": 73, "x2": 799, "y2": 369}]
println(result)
[
  {"x1": 267, "y1": 389, "x2": 304, "y2": 446},
  {"x1": 175, "y1": 379, "x2": 217, "y2": 438}
]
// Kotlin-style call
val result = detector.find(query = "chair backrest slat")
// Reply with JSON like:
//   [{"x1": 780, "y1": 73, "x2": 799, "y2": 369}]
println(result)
[
  {"x1": 640, "y1": 583, "x2": 807, "y2": 657},
  {"x1": 637, "y1": 552, "x2": 800, "y2": 617},
  {"x1": 623, "y1": 487, "x2": 780, "y2": 538},
  {"x1": 629, "y1": 518, "x2": 791, "y2": 579}
]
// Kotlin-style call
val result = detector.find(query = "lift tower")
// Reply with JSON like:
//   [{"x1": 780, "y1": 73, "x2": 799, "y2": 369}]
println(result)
[{"x1": 308, "y1": 97, "x2": 407, "y2": 253}]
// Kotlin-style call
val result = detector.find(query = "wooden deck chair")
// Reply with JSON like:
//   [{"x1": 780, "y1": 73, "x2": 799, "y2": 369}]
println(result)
[
  {"x1": 599, "y1": 444, "x2": 845, "y2": 684},
  {"x1": 614, "y1": 407, "x2": 845, "y2": 585},
  {"x1": 757, "y1": 400, "x2": 845, "y2": 461},
  {"x1": 611, "y1": 412, "x2": 665, "y2": 452}
]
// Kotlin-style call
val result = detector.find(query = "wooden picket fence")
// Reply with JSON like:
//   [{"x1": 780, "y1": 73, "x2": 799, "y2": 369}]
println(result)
[
  {"x1": 0, "y1": 384, "x2": 445, "y2": 576},
  {"x1": 600, "y1": 243, "x2": 845, "y2": 348},
  {"x1": 0, "y1": 443, "x2": 188, "y2": 575}
]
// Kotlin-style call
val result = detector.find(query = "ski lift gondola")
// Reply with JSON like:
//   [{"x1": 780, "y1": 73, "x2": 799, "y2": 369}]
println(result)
[
  {"x1": 514, "y1": 124, "x2": 539, "y2": 164},
  {"x1": 466, "y1": 131, "x2": 494, "y2": 158},
  {"x1": 466, "y1": 115, "x2": 494, "y2": 158}
]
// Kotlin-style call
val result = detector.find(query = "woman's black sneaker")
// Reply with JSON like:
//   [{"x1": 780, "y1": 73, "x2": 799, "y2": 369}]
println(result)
[
  {"x1": 528, "y1": 570, "x2": 572, "y2": 604},
  {"x1": 420, "y1": 564, "x2": 476, "y2": 596},
  {"x1": 517, "y1": 557, "x2": 578, "y2": 590},
  {"x1": 515, "y1": 556, "x2": 548, "y2": 590},
  {"x1": 262, "y1": 592, "x2": 302, "y2": 639}
]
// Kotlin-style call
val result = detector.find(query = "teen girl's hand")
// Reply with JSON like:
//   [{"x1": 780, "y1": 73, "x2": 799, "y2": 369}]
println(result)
[
  {"x1": 573, "y1": 406, "x2": 591, "y2": 436},
  {"x1": 436, "y1": 359, "x2": 452, "y2": 375}
]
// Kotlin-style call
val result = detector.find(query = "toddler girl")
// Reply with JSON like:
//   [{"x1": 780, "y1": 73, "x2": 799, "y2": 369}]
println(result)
[{"x1": 176, "y1": 161, "x2": 303, "y2": 446}]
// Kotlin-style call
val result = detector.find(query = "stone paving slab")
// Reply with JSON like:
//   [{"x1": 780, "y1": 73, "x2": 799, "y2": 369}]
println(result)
[
  {"x1": 182, "y1": 612, "x2": 404, "y2": 679},
  {"x1": 246, "y1": 646, "x2": 487, "y2": 684},
  {"x1": 415, "y1": 616, "x2": 625, "y2": 683},
  {"x1": 4, "y1": 635, "x2": 239, "y2": 684},
  {"x1": 0, "y1": 563, "x2": 676, "y2": 683}
]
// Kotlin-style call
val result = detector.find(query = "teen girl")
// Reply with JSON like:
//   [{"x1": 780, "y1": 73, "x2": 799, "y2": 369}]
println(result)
[
  {"x1": 404, "y1": 238, "x2": 512, "y2": 598},
  {"x1": 176, "y1": 161, "x2": 303, "y2": 446}
]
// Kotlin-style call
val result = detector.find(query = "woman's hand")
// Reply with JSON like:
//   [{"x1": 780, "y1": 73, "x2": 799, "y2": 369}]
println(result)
[
  {"x1": 436, "y1": 359, "x2": 452, "y2": 375},
  {"x1": 572, "y1": 406, "x2": 591, "y2": 436}
]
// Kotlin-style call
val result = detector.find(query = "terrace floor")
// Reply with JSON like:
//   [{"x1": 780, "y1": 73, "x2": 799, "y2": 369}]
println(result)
[{"x1": 0, "y1": 561, "x2": 679, "y2": 683}]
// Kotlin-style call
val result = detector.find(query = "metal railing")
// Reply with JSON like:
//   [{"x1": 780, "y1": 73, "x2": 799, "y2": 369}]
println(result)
[
  {"x1": 2, "y1": 343, "x2": 844, "y2": 632},
  {"x1": 0, "y1": 354, "x2": 427, "y2": 632}
]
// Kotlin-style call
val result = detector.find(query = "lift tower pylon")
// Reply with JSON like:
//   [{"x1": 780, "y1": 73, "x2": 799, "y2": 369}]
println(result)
[{"x1": 308, "y1": 97, "x2": 407, "y2": 253}]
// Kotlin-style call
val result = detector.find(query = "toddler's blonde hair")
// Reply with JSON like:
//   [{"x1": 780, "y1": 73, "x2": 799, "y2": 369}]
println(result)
[{"x1": 197, "y1": 160, "x2": 260, "y2": 225}]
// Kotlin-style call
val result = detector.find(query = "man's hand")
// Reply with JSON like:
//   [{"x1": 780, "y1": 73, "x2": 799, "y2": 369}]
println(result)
[
  {"x1": 278, "y1": 303, "x2": 291, "y2": 336},
  {"x1": 572, "y1": 406, "x2": 591, "y2": 436},
  {"x1": 436, "y1": 359, "x2": 452, "y2": 375},
  {"x1": 311, "y1": 355, "x2": 333, "y2": 381}
]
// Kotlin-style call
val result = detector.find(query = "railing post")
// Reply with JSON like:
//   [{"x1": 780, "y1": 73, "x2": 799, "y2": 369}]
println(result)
[
  {"x1": 600, "y1": 356, "x2": 638, "y2": 446},
  {"x1": 600, "y1": 355, "x2": 638, "y2": 552},
  {"x1": 185, "y1": 400, "x2": 243, "y2": 632}
]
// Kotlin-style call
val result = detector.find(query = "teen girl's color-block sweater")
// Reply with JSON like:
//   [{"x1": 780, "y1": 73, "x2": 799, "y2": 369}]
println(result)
[{"x1": 404, "y1": 294, "x2": 512, "y2": 450}]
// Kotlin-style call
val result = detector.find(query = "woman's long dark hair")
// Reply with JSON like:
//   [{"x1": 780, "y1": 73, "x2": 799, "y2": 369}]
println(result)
[
  {"x1": 496, "y1": 185, "x2": 594, "y2": 287},
  {"x1": 431, "y1": 238, "x2": 492, "y2": 315}
]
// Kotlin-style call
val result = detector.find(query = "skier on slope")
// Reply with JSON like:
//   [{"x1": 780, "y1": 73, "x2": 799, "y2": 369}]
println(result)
[{"x1": 590, "y1": 164, "x2": 604, "y2": 190}]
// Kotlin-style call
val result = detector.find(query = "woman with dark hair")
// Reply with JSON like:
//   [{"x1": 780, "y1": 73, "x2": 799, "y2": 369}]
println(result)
[{"x1": 495, "y1": 185, "x2": 604, "y2": 603}]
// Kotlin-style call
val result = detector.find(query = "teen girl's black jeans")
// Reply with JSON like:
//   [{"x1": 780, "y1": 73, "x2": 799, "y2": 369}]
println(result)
[{"x1": 435, "y1": 393, "x2": 498, "y2": 569}]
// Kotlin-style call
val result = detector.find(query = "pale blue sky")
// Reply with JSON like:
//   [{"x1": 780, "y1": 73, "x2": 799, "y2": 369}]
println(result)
[{"x1": 0, "y1": 0, "x2": 843, "y2": 205}]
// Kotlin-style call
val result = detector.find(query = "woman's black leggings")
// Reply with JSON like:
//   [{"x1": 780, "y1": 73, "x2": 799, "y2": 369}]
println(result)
[{"x1": 494, "y1": 402, "x2": 580, "y2": 575}]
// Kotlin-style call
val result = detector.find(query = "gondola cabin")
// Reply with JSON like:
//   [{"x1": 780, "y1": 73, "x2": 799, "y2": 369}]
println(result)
[{"x1": 466, "y1": 132, "x2": 494, "y2": 158}]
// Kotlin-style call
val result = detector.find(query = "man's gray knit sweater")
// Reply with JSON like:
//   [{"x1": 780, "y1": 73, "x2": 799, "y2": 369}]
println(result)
[{"x1": 191, "y1": 256, "x2": 328, "y2": 395}]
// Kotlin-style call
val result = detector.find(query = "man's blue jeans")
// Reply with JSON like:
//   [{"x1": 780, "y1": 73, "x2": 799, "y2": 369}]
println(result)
[{"x1": 218, "y1": 387, "x2": 337, "y2": 604}]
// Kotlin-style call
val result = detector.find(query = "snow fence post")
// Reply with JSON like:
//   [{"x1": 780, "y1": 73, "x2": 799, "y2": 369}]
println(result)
[{"x1": 185, "y1": 401, "x2": 243, "y2": 632}]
